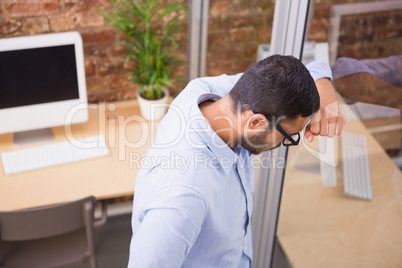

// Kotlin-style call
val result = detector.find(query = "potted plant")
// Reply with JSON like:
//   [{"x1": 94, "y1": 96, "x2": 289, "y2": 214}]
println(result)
[{"x1": 102, "y1": 0, "x2": 187, "y2": 120}]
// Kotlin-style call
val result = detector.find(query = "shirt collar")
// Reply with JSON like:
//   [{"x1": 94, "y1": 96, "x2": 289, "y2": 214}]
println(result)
[{"x1": 188, "y1": 93, "x2": 239, "y2": 166}]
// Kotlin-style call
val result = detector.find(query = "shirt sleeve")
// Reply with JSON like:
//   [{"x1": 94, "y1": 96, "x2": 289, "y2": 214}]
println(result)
[
  {"x1": 306, "y1": 60, "x2": 333, "y2": 81},
  {"x1": 128, "y1": 185, "x2": 207, "y2": 268}
]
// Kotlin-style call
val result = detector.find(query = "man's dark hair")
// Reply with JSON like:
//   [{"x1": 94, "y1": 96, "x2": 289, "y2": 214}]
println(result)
[{"x1": 229, "y1": 54, "x2": 320, "y2": 121}]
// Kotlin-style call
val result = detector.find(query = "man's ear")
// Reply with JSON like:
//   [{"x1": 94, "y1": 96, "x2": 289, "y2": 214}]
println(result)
[{"x1": 246, "y1": 114, "x2": 268, "y2": 130}]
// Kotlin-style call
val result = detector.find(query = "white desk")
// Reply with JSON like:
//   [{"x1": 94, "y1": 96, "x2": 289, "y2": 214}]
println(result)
[{"x1": 0, "y1": 100, "x2": 158, "y2": 211}]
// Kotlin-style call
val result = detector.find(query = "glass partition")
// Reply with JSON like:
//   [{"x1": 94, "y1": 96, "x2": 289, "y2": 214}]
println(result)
[{"x1": 276, "y1": 1, "x2": 402, "y2": 267}]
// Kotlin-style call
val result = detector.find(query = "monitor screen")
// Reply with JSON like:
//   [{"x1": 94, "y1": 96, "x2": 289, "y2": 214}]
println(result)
[
  {"x1": 0, "y1": 32, "x2": 88, "y2": 136},
  {"x1": 0, "y1": 45, "x2": 79, "y2": 109}
]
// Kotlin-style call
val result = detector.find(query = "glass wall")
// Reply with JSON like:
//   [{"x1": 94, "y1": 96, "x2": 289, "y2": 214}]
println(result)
[
  {"x1": 206, "y1": 0, "x2": 275, "y2": 76},
  {"x1": 276, "y1": 1, "x2": 402, "y2": 267}
]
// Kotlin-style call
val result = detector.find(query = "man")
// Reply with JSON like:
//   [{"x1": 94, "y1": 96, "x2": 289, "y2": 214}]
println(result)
[{"x1": 128, "y1": 55, "x2": 344, "y2": 267}]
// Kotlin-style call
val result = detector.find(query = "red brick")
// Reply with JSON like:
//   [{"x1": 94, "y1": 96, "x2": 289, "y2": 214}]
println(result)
[
  {"x1": 339, "y1": 17, "x2": 351, "y2": 34},
  {"x1": 371, "y1": 13, "x2": 392, "y2": 28},
  {"x1": 176, "y1": 42, "x2": 187, "y2": 56},
  {"x1": 62, "y1": 0, "x2": 96, "y2": 13},
  {"x1": 85, "y1": 61, "x2": 95, "y2": 77},
  {"x1": 365, "y1": 43, "x2": 386, "y2": 58},
  {"x1": 171, "y1": 66, "x2": 186, "y2": 82},
  {"x1": 77, "y1": 10, "x2": 104, "y2": 28},
  {"x1": 232, "y1": 16, "x2": 263, "y2": 28},
  {"x1": 229, "y1": 26, "x2": 256, "y2": 43},
  {"x1": 5, "y1": 0, "x2": 60, "y2": 18},
  {"x1": 209, "y1": 1, "x2": 229, "y2": 18},
  {"x1": 86, "y1": 76, "x2": 108, "y2": 94},
  {"x1": 376, "y1": 25, "x2": 401, "y2": 40},
  {"x1": 24, "y1": 17, "x2": 50, "y2": 34},
  {"x1": 388, "y1": 38, "x2": 402, "y2": 55},
  {"x1": 231, "y1": 3, "x2": 254, "y2": 17},
  {"x1": 114, "y1": 87, "x2": 138, "y2": 101},
  {"x1": 244, "y1": 45, "x2": 257, "y2": 58},
  {"x1": 88, "y1": 85, "x2": 140, "y2": 102},
  {"x1": 230, "y1": 61, "x2": 251, "y2": 74},
  {"x1": 118, "y1": 31, "x2": 129, "y2": 40},
  {"x1": 81, "y1": 28, "x2": 116, "y2": 44},
  {"x1": 97, "y1": 0, "x2": 113, "y2": 9},
  {"x1": 98, "y1": 59, "x2": 124, "y2": 76},
  {"x1": 256, "y1": 1, "x2": 273, "y2": 12},
  {"x1": 109, "y1": 76, "x2": 130, "y2": 89},
  {"x1": 0, "y1": 19, "x2": 23, "y2": 35},
  {"x1": 361, "y1": 27, "x2": 374, "y2": 42},
  {"x1": 50, "y1": 15, "x2": 76, "y2": 32},
  {"x1": 338, "y1": 44, "x2": 364, "y2": 60},
  {"x1": 207, "y1": 63, "x2": 230, "y2": 76},
  {"x1": 354, "y1": 16, "x2": 369, "y2": 28},
  {"x1": 87, "y1": 90, "x2": 116, "y2": 103},
  {"x1": 108, "y1": 45, "x2": 128, "y2": 57},
  {"x1": 173, "y1": 52, "x2": 187, "y2": 63},
  {"x1": 207, "y1": 49, "x2": 239, "y2": 63},
  {"x1": 261, "y1": 12, "x2": 274, "y2": 27},
  {"x1": 394, "y1": 12, "x2": 402, "y2": 25},
  {"x1": 159, "y1": 9, "x2": 186, "y2": 25},
  {"x1": 84, "y1": 44, "x2": 108, "y2": 58},
  {"x1": 124, "y1": 60, "x2": 135, "y2": 70},
  {"x1": 314, "y1": 6, "x2": 330, "y2": 18},
  {"x1": 160, "y1": 0, "x2": 186, "y2": 3},
  {"x1": 208, "y1": 18, "x2": 231, "y2": 33},
  {"x1": 257, "y1": 26, "x2": 271, "y2": 43},
  {"x1": 208, "y1": 31, "x2": 230, "y2": 49},
  {"x1": 169, "y1": 88, "x2": 181, "y2": 98},
  {"x1": 308, "y1": 19, "x2": 328, "y2": 42},
  {"x1": 340, "y1": 16, "x2": 369, "y2": 41}
]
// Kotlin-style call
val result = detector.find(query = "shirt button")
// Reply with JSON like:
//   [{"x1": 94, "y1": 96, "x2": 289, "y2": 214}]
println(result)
[{"x1": 243, "y1": 245, "x2": 247, "y2": 251}]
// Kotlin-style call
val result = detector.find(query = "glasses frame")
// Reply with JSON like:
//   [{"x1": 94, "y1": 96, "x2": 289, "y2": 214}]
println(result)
[{"x1": 252, "y1": 110, "x2": 300, "y2": 146}]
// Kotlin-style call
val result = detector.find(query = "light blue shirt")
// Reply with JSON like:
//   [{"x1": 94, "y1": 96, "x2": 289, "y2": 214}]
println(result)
[{"x1": 128, "y1": 61, "x2": 332, "y2": 268}]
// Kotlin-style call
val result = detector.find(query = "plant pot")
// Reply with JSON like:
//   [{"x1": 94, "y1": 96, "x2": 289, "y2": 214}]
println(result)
[{"x1": 137, "y1": 87, "x2": 169, "y2": 121}]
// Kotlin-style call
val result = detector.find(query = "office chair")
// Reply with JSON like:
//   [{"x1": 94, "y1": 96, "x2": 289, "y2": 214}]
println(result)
[{"x1": 0, "y1": 196, "x2": 107, "y2": 268}]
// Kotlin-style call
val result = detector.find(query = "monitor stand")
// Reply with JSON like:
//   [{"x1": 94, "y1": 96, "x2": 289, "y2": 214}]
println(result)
[{"x1": 13, "y1": 128, "x2": 54, "y2": 146}]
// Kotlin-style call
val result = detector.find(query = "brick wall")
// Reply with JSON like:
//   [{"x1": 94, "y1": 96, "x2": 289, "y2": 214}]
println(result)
[
  {"x1": 0, "y1": 0, "x2": 187, "y2": 102},
  {"x1": 336, "y1": 10, "x2": 401, "y2": 59},
  {"x1": 1, "y1": 0, "x2": 399, "y2": 101},
  {"x1": 206, "y1": 0, "x2": 274, "y2": 76},
  {"x1": 308, "y1": 1, "x2": 401, "y2": 59}
]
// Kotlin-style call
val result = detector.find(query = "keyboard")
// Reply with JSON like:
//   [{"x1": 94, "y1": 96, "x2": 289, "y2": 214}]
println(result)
[
  {"x1": 341, "y1": 131, "x2": 373, "y2": 200},
  {"x1": 1, "y1": 135, "x2": 109, "y2": 176}
]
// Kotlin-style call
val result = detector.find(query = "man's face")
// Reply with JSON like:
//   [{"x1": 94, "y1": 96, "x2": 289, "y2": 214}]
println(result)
[{"x1": 242, "y1": 115, "x2": 311, "y2": 155}]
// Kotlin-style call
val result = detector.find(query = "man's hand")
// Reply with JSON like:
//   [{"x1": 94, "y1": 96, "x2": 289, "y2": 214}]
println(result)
[{"x1": 305, "y1": 78, "x2": 345, "y2": 142}]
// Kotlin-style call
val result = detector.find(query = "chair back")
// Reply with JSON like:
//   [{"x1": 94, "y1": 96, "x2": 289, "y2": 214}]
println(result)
[{"x1": 0, "y1": 196, "x2": 96, "y2": 241}]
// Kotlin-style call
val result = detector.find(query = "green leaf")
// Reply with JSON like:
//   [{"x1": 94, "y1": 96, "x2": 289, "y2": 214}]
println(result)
[
  {"x1": 101, "y1": 0, "x2": 187, "y2": 99},
  {"x1": 156, "y1": 3, "x2": 186, "y2": 23}
]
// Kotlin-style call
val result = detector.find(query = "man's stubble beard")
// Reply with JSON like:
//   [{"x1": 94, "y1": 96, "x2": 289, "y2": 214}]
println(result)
[{"x1": 240, "y1": 131, "x2": 281, "y2": 155}]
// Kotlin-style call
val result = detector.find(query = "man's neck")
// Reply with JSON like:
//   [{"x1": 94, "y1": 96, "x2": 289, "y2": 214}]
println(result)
[{"x1": 199, "y1": 95, "x2": 240, "y2": 147}]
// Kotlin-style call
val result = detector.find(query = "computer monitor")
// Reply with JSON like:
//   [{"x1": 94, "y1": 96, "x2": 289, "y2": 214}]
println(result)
[{"x1": 0, "y1": 31, "x2": 88, "y2": 145}]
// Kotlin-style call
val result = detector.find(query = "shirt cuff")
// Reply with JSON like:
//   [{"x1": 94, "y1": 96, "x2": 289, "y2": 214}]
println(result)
[{"x1": 306, "y1": 60, "x2": 333, "y2": 82}]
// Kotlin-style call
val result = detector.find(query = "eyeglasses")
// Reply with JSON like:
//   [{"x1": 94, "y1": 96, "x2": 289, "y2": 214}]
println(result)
[{"x1": 252, "y1": 110, "x2": 300, "y2": 146}]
